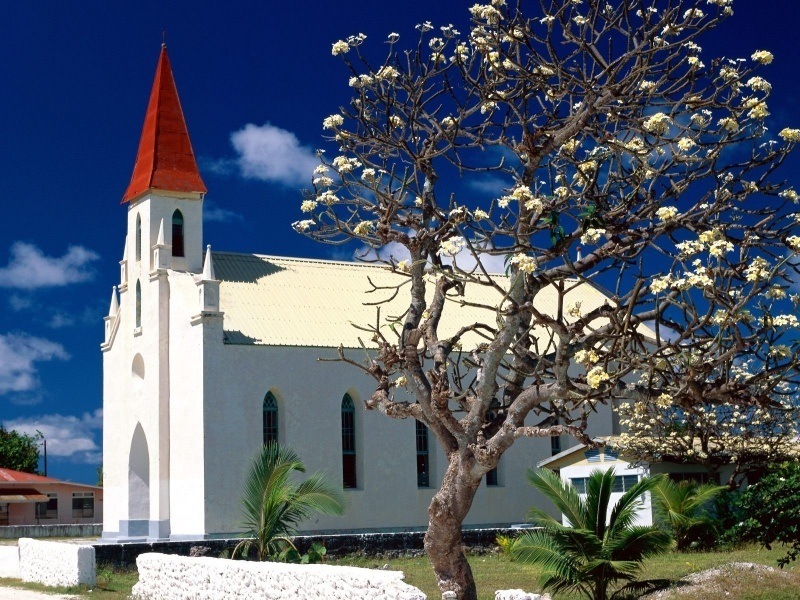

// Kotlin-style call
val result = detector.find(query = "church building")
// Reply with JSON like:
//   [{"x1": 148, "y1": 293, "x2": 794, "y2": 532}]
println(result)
[{"x1": 101, "y1": 46, "x2": 617, "y2": 541}]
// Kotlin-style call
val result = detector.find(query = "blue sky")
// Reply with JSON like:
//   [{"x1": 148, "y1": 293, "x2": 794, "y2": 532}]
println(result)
[{"x1": 1, "y1": 0, "x2": 800, "y2": 484}]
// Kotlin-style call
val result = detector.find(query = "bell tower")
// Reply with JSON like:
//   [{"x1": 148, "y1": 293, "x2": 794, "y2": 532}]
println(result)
[
  {"x1": 103, "y1": 44, "x2": 207, "y2": 541},
  {"x1": 121, "y1": 43, "x2": 207, "y2": 275}
]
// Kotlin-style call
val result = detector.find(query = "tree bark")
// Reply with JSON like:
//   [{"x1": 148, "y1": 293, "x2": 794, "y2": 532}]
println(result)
[{"x1": 424, "y1": 454, "x2": 482, "y2": 600}]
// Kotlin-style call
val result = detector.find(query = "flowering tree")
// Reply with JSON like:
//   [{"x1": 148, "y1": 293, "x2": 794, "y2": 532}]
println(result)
[
  {"x1": 617, "y1": 377, "x2": 800, "y2": 486},
  {"x1": 297, "y1": 1, "x2": 800, "y2": 597}
]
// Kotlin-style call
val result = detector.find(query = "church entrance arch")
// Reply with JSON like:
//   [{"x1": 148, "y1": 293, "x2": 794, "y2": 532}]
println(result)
[{"x1": 128, "y1": 423, "x2": 150, "y2": 521}]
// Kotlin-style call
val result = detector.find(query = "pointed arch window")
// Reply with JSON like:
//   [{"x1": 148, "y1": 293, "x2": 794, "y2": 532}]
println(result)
[
  {"x1": 172, "y1": 210, "x2": 185, "y2": 257},
  {"x1": 135, "y1": 215, "x2": 142, "y2": 262},
  {"x1": 135, "y1": 280, "x2": 142, "y2": 328},
  {"x1": 416, "y1": 420, "x2": 430, "y2": 488},
  {"x1": 263, "y1": 392, "x2": 279, "y2": 445},
  {"x1": 341, "y1": 394, "x2": 357, "y2": 489}
]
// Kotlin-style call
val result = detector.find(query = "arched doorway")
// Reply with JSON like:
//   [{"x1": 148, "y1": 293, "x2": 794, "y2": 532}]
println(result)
[{"x1": 128, "y1": 423, "x2": 150, "y2": 522}]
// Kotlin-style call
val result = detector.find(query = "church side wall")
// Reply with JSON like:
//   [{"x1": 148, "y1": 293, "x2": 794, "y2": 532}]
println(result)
[{"x1": 199, "y1": 344, "x2": 616, "y2": 536}]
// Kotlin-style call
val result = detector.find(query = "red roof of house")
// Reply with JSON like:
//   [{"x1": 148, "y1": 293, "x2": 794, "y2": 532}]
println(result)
[
  {"x1": 0, "y1": 468, "x2": 60, "y2": 484},
  {"x1": 121, "y1": 45, "x2": 206, "y2": 204}
]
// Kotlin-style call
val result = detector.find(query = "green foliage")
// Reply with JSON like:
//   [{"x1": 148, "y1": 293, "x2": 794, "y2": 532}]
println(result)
[
  {"x1": 232, "y1": 442, "x2": 345, "y2": 561},
  {"x1": 0, "y1": 426, "x2": 41, "y2": 473},
  {"x1": 651, "y1": 478, "x2": 726, "y2": 551},
  {"x1": 495, "y1": 534, "x2": 515, "y2": 557},
  {"x1": 512, "y1": 468, "x2": 672, "y2": 600},
  {"x1": 732, "y1": 462, "x2": 800, "y2": 567}
]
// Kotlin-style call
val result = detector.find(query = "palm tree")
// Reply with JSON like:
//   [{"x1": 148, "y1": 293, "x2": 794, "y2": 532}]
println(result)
[
  {"x1": 512, "y1": 468, "x2": 672, "y2": 600},
  {"x1": 233, "y1": 442, "x2": 345, "y2": 560},
  {"x1": 651, "y1": 478, "x2": 726, "y2": 551}
]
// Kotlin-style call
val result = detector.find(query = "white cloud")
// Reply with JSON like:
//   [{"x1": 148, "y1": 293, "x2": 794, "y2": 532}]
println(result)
[
  {"x1": 203, "y1": 200, "x2": 243, "y2": 223},
  {"x1": 0, "y1": 333, "x2": 69, "y2": 396},
  {"x1": 467, "y1": 174, "x2": 509, "y2": 196},
  {"x1": 8, "y1": 294, "x2": 32, "y2": 311},
  {"x1": 230, "y1": 123, "x2": 318, "y2": 187},
  {"x1": 3, "y1": 409, "x2": 102, "y2": 464},
  {"x1": 357, "y1": 240, "x2": 507, "y2": 274},
  {"x1": 0, "y1": 242, "x2": 100, "y2": 290}
]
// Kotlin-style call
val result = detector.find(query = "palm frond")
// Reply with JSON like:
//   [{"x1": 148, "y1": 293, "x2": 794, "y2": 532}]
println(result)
[
  {"x1": 607, "y1": 475, "x2": 664, "y2": 539},
  {"x1": 512, "y1": 530, "x2": 581, "y2": 578},
  {"x1": 585, "y1": 468, "x2": 615, "y2": 538},
  {"x1": 607, "y1": 526, "x2": 673, "y2": 562},
  {"x1": 238, "y1": 442, "x2": 345, "y2": 560},
  {"x1": 526, "y1": 468, "x2": 587, "y2": 529}
]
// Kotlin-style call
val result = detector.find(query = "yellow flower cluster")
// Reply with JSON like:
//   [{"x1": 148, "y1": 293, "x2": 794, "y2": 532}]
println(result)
[{"x1": 510, "y1": 253, "x2": 537, "y2": 274}]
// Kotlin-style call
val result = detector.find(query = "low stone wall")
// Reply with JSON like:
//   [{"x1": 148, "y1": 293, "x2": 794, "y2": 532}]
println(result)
[
  {"x1": 0, "y1": 545, "x2": 20, "y2": 578},
  {"x1": 0, "y1": 523, "x2": 101, "y2": 539},
  {"x1": 132, "y1": 552, "x2": 426, "y2": 600},
  {"x1": 95, "y1": 527, "x2": 520, "y2": 567},
  {"x1": 18, "y1": 538, "x2": 96, "y2": 587}
]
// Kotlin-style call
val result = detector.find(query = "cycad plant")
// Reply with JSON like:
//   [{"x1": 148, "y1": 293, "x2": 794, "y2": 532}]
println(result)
[
  {"x1": 651, "y1": 478, "x2": 726, "y2": 551},
  {"x1": 512, "y1": 468, "x2": 672, "y2": 600},
  {"x1": 232, "y1": 442, "x2": 345, "y2": 561}
]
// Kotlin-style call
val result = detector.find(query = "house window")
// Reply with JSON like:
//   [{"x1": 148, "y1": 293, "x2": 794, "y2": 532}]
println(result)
[
  {"x1": 135, "y1": 214, "x2": 142, "y2": 262},
  {"x1": 72, "y1": 492, "x2": 94, "y2": 519},
  {"x1": 486, "y1": 465, "x2": 499, "y2": 487},
  {"x1": 571, "y1": 475, "x2": 639, "y2": 494},
  {"x1": 341, "y1": 394, "x2": 357, "y2": 489},
  {"x1": 571, "y1": 477, "x2": 588, "y2": 494},
  {"x1": 135, "y1": 280, "x2": 142, "y2": 328},
  {"x1": 584, "y1": 449, "x2": 601, "y2": 463},
  {"x1": 416, "y1": 420, "x2": 430, "y2": 488},
  {"x1": 172, "y1": 210, "x2": 185, "y2": 257},
  {"x1": 551, "y1": 435, "x2": 562, "y2": 456},
  {"x1": 36, "y1": 493, "x2": 57, "y2": 520},
  {"x1": 0, "y1": 504, "x2": 8, "y2": 526},
  {"x1": 612, "y1": 475, "x2": 640, "y2": 493},
  {"x1": 668, "y1": 472, "x2": 712, "y2": 485},
  {"x1": 263, "y1": 392, "x2": 279, "y2": 445}
]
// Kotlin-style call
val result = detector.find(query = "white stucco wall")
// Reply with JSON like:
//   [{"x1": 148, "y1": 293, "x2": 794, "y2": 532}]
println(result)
[
  {"x1": 197, "y1": 343, "x2": 594, "y2": 536},
  {"x1": 18, "y1": 538, "x2": 95, "y2": 587},
  {"x1": 131, "y1": 553, "x2": 425, "y2": 600}
]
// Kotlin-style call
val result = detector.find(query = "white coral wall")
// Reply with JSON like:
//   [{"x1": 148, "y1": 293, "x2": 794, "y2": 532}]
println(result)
[
  {"x1": 132, "y1": 553, "x2": 425, "y2": 600},
  {"x1": 18, "y1": 538, "x2": 95, "y2": 587}
]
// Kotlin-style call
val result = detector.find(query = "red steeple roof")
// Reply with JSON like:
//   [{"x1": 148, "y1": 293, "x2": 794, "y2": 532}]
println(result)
[{"x1": 122, "y1": 45, "x2": 207, "y2": 204}]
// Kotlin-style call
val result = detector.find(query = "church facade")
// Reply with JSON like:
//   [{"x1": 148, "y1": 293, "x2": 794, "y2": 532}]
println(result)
[{"x1": 101, "y1": 47, "x2": 617, "y2": 541}]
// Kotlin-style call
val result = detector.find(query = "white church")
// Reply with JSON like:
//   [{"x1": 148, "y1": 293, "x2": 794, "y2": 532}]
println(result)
[{"x1": 100, "y1": 46, "x2": 619, "y2": 541}]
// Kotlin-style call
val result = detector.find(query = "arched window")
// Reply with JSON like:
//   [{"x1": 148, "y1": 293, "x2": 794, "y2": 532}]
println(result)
[
  {"x1": 263, "y1": 392, "x2": 279, "y2": 445},
  {"x1": 135, "y1": 280, "x2": 142, "y2": 328},
  {"x1": 172, "y1": 210, "x2": 185, "y2": 257},
  {"x1": 135, "y1": 215, "x2": 142, "y2": 262},
  {"x1": 341, "y1": 394, "x2": 357, "y2": 489},
  {"x1": 416, "y1": 420, "x2": 430, "y2": 488}
]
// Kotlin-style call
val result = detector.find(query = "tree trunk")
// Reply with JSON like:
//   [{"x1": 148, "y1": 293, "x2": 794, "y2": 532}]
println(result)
[{"x1": 424, "y1": 455, "x2": 482, "y2": 600}]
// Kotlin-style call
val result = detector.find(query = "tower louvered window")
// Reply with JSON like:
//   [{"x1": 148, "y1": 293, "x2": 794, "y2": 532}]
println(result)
[
  {"x1": 172, "y1": 210, "x2": 185, "y2": 257},
  {"x1": 135, "y1": 215, "x2": 142, "y2": 262},
  {"x1": 135, "y1": 280, "x2": 142, "y2": 328}
]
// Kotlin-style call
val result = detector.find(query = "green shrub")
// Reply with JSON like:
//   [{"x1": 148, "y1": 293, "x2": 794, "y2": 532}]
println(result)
[{"x1": 731, "y1": 462, "x2": 800, "y2": 567}]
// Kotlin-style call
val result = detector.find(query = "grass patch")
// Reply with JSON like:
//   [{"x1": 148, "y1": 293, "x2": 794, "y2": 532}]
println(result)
[
  {"x1": 332, "y1": 545, "x2": 800, "y2": 600},
  {"x1": 0, "y1": 565, "x2": 138, "y2": 598},
  {"x1": 1, "y1": 545, "x2": 797, "y2": 598}
]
